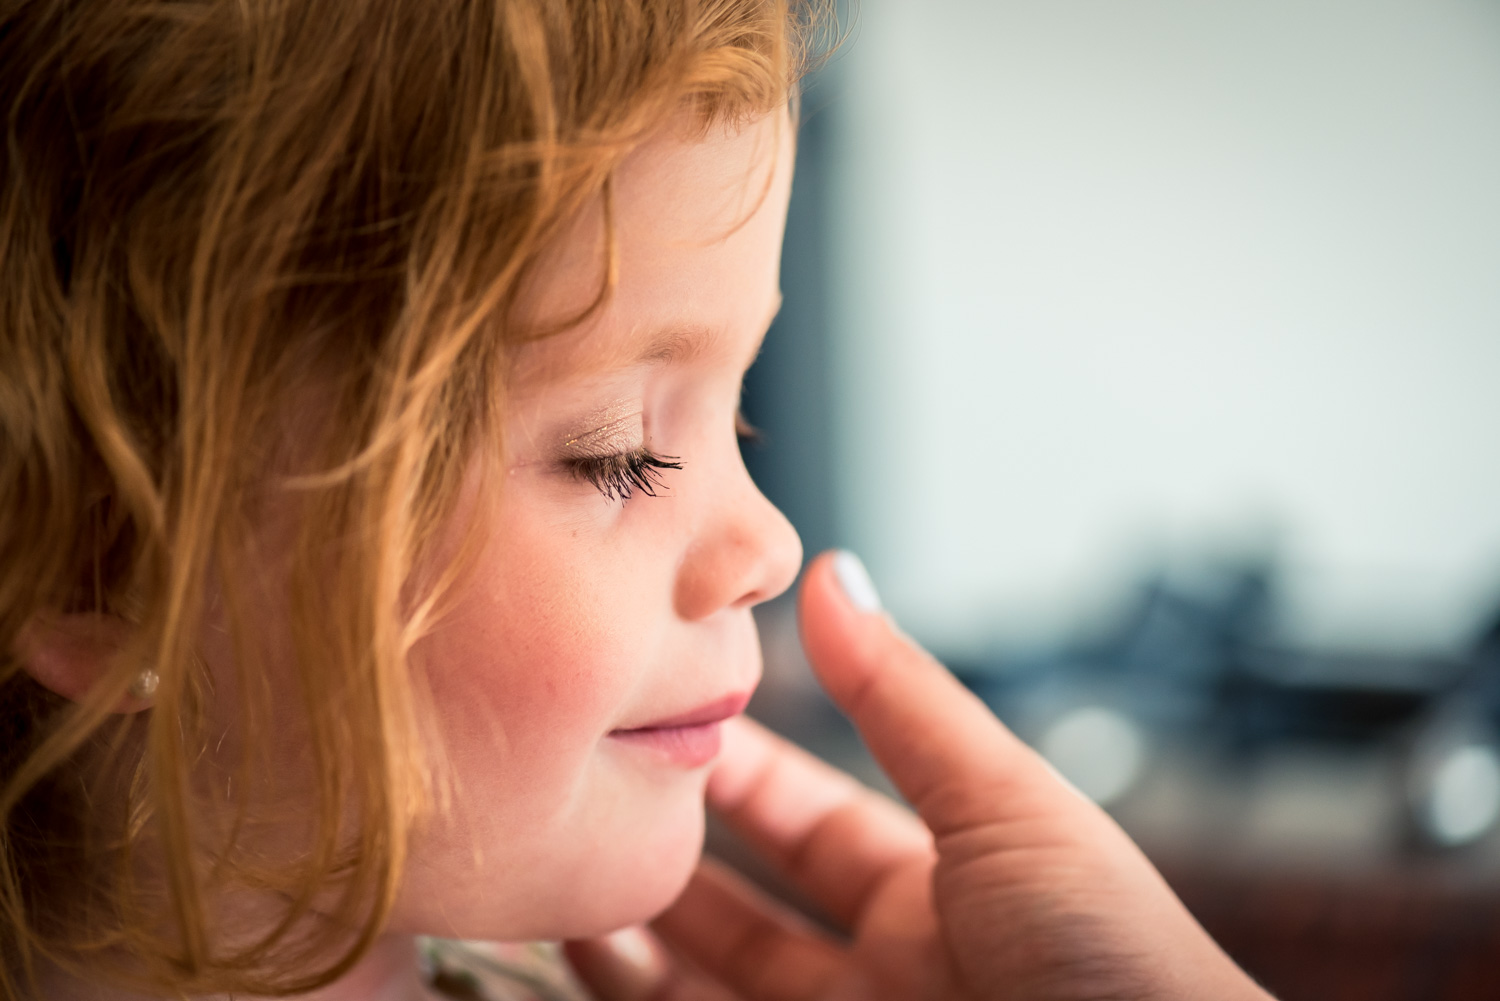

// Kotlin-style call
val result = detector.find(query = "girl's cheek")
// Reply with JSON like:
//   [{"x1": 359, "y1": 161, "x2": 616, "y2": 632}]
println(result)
[{"x1": 419, "y1": 502, "x2": 648, "y2": 765}]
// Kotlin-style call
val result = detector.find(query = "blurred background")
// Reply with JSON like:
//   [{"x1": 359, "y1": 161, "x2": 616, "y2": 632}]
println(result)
[{"x1": 732, "y1": 2, "x2": 1500, "y2": 998}]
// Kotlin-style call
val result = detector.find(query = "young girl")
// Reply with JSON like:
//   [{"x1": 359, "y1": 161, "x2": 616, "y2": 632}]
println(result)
[
  {"x1": 1, "y1": 0, "x2": 810, "y2": 994},
  {"x1": 1, "y1": 1, "x2": 1275, "y2": 999}
]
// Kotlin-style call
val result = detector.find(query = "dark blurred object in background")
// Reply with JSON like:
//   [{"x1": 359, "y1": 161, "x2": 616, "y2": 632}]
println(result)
[{"x1": 961, "y1": 557, "x2": 1500, "y2": 854}]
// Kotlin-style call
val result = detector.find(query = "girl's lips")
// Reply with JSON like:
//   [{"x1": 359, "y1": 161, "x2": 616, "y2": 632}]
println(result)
[
  {"x1": 620, "y1": 692, "x2": 751, "y2": 731},
  {"x1": 608, "y1": 692, "x2": 751, "y2": 767},
  {"x1": 608, "y1": 722, "x2": 725, "y2": 768}
]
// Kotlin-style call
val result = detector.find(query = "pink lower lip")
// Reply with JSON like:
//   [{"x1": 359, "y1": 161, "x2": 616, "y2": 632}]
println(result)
[{"x1": 608, "y1": 721, "x2": 724, "y2": 768}]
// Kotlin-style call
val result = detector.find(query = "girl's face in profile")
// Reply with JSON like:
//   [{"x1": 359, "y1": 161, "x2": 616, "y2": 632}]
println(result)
[{"x1": 388, "y1": 111, "x2": 801, "y2": 940}]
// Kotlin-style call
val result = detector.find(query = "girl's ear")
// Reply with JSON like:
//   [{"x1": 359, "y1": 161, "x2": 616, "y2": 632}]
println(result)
[{"x1": 13, "y1": 613, "x2": 153, "y2": 713}]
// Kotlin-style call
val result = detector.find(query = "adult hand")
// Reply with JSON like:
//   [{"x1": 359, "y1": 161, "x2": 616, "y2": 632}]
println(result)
[{"x1": 568, "y1": 551, "x2": 1274, "y2": 1001}]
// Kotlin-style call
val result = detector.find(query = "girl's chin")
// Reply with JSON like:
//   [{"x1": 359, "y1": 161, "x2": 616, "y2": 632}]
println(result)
[
  {"x1": 543, "y1": 812, "x2": 708, "y2": 940},
  {"x1": 388, "y1": 776, "x2": 711, "y2": 941},
  {"x1": 420, "y1": 804, "x2": 707, "y2": 942}
]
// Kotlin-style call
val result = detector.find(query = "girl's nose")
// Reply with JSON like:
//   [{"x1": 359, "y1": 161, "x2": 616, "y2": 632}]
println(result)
[{"x1": 673, "y1": 467, "x2": 803, "y2": 621}]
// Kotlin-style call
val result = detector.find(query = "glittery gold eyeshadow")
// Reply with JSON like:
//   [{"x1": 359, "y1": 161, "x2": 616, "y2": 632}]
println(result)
[
  {"x1": 558, "y1": 412, "x2": 682, "y2": 502},
  {"x1": 561, "y1": 422, "x2": 635, "y2": 456}
]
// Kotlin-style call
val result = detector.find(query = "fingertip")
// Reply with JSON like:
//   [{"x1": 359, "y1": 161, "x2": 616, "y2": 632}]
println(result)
[
  {"x1": 797, "y1": 551, "x2": 874, "y2": 624},
  {"x1": 720, "y1": 712, "x2": 755, "y2": 750},
  {"x1": 564, "y1": 927, "x2": 669, "y2": 1001},
  {"x1": 829, "y1": 550, "x2": 882, "y2": 614},
  {"x1": 797, "y1": 551, "x2": 890, "y2": 706},
  {"x1": 706, "y1": 716, "x2": 764, "y2": 806}
]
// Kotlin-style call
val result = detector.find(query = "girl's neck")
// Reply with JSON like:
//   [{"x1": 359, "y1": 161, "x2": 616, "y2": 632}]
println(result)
[{"x1": 260, "y1": 935, "x2": 437, "y2": 1001}]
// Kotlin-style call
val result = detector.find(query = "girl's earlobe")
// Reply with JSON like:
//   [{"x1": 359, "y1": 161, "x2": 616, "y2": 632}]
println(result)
[{"x1": 13, "y1": 613, "x2": 154, "y2": 712}]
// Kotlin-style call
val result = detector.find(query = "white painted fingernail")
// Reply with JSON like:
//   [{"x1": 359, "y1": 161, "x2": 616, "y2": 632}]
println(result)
[
  {"x1": 602, "y1": 927, "x2": 660, "y2": 972},
  {"x1": 584, "y1": 926, "x2": 668, "y2": 999},
  {"x1": 832, "y1": 550, "x2": 882, "y2": 614}
]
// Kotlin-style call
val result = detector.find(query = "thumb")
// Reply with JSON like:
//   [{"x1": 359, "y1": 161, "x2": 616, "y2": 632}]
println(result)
[{"x1": 797, "y1": 550, "x2": 1090, "y2": 836}]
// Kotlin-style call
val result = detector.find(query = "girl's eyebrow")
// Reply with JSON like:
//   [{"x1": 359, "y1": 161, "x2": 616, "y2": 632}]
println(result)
[
  {"x1": 637, "y1": 325, "x2": 718, "y2": 366},
  {"x1": 632, "y1": 292, "x2": 784, "y2": 368},
  {"x1": 518, "y1": 294, "x2": 784, "y2": 385}
]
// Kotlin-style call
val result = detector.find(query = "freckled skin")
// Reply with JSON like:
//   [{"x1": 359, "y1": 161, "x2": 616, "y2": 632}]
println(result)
[{"x1": 386, "y1": 111, "x2": 802, "y2": 942}]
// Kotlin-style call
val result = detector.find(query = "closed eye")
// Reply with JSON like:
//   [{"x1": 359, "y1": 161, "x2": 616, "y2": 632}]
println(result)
[{"x1": 567, "y1": 447, "x2": 683, "y2": 502}]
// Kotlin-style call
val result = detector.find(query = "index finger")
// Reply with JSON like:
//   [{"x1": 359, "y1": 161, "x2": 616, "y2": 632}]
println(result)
[
  {"x1": 708, "y1": 714, "x2": 934, "y2": 930},
  {"x1": 798, "y1": 552, "x2": 1086, "y2": 838}
]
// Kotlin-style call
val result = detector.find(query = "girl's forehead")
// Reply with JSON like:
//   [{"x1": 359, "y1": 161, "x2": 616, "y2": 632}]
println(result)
[{"x1": 508, "y1": 111, "x2": 793, "y2": 387}]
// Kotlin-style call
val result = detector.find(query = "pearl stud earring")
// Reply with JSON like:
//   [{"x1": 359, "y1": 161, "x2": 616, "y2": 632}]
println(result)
[{"x1": 128, "y1": 668, "x2": 159, "y2": 701}]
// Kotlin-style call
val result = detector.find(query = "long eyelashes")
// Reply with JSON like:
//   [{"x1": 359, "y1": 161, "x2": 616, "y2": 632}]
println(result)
[{"x1": 568, "y1": 447, "x2": 683, "y2": 502}]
